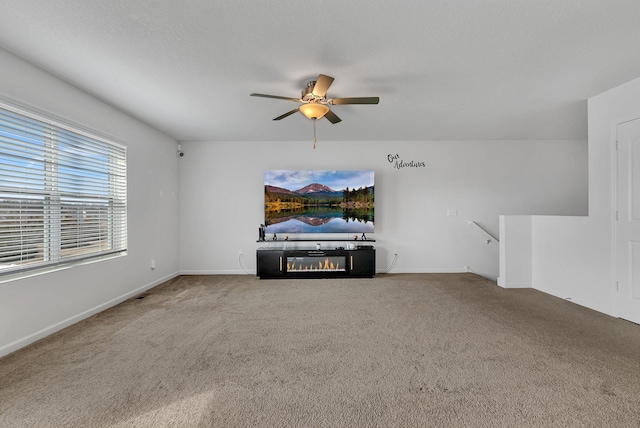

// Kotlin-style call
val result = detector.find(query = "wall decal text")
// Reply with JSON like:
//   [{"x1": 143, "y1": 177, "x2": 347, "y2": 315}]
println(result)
[{"x1": 387, "y1": 153, "x2": 426, "y2": 169}]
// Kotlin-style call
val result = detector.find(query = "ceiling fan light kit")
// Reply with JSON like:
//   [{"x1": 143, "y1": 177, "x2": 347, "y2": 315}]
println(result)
[
  {"x1": 299, "y1": 103, "x2": 329, "y2": 120},
  {"x1": 251, "y1": 74, "x2": 379, "y2": 147}
]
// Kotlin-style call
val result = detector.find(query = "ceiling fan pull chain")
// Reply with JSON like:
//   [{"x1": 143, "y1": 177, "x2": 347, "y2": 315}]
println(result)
[{"x1": 313, "y1": 118, "x2": 317, "y2": 149}]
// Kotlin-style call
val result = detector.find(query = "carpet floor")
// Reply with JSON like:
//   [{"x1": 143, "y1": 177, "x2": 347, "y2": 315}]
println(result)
[{"x1": 0, "y1": 273, "x2": 639, "y2": 427}]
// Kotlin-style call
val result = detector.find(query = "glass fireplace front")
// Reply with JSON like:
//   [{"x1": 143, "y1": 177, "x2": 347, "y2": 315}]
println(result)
[{"x1": 286, "y1": 254, "x2": 346, "y2": 273}]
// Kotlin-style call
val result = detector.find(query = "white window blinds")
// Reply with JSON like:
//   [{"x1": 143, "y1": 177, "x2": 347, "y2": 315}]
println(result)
[{"x1": 0, "y1": 103, "x2": 127, "y2": 275}]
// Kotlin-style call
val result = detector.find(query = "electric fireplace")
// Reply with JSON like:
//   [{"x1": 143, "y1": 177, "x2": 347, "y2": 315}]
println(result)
[
  {"x1": 256, "y1": 248, "x2": 376, "y2": 279},
  {"x1": 286, "y1": 253, "x2": 346, "y2": 273}
]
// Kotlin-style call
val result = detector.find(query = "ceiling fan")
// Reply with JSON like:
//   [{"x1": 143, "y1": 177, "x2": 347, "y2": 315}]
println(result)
[{"x1": 250, "y1": 74, "x2": 380, "y2": 124}]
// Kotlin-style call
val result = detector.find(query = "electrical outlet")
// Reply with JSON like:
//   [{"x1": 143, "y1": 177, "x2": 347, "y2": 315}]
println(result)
[{"x1": 238, "y1": 250, "x2": 243, "y2": 257}]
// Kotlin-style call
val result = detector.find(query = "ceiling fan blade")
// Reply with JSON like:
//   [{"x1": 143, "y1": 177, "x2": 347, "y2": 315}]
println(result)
[
  {"x1": 311, "y1": 74, "x2": 334, "y2": 98},
  {"x1": 273, "y1": 108, "x2": 300, "y2": 121},
  {"x1": 251, "y1": 93, "x2": 302, "y2": 102},
  {"x1": 329, "y1": 97, "x2": 380, "y2": 105},
  {"x1": 324, "y1": 109, "x2": 342, "y2": 124}
]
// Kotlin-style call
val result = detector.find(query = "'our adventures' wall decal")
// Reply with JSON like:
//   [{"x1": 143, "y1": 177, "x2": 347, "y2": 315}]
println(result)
[{"x1": 387, "y1": 153, "x2": 426, "y2": 169}]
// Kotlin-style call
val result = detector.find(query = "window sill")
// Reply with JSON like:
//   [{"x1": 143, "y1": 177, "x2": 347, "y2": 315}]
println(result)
[{"x1": 0, "y1": 252, "x2": 127, "y2": 284}]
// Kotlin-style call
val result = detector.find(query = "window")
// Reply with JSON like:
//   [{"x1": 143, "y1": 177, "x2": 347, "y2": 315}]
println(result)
[{"x1": 0, "y1": 102, "x2": 127, "y2": 276}]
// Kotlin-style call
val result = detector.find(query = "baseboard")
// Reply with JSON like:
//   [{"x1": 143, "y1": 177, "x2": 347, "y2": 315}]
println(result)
[
  {"x1": 180, "y1": 268, "x2": 472, "y2": 276},
  {"x1": 533, "y1": 284, "x2": 615, "y2": 318},
  {"x1": 380, "y1": 267, "x2": 470, "y2": 274},
  {"x1": 497, "y1": 279, "x2": 532, "y2": 289},
  {"x1": 0, "y1": 271, "x2": 180, "y2": 358},
  {"x1": 179, "y1": 269, "x2": 256, "y2": 275}
]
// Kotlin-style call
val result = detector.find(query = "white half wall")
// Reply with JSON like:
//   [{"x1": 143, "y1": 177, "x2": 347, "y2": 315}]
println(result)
[
  {"x1": 178, "y1": 139, "x2": 587, "y2": 280},
  {"x1": 0, "y1": 48, "x2": 180, "y2": 357}
]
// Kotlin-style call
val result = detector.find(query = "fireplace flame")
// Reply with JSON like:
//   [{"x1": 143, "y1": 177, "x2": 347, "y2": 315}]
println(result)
[{"x1": 287, "y1": 257, "x2": 341, "y2": 272}]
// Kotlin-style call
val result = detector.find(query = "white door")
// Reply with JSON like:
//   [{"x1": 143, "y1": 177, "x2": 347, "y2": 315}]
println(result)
[{"x1": 616, "y1": 117, "x2": 640, "y2": 324}]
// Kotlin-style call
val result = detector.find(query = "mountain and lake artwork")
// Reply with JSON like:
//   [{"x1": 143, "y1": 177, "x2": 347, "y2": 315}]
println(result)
[{"x1": 264, "y1": 170, "x2": 374, "y2": 234}]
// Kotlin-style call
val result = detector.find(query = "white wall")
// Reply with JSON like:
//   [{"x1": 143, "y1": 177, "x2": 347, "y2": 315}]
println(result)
[
  {"x1": 178, "y1": 139, "x2": 587, "y2": 279},
  {"x1": 0, "y1": 48, "x2": 180, "y2": 357},
  {"x1": 498, "y1": 215, "x2": 532, "y2": 288},
  {"x1": 501, "y1": 75, "x2": 640, "y2": 317}
]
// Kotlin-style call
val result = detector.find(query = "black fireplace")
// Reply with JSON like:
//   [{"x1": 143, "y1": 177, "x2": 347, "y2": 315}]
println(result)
[{"x1": 256, "y1": 248, "x2": 375, "y2": 279}]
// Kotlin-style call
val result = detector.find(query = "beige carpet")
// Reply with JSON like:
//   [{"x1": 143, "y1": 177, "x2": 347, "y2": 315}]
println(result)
[{"x1": 1, "y1": 273, "x2": 639, "y2": 427}]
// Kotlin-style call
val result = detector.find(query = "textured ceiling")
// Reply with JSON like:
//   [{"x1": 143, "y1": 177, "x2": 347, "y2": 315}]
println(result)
[{"x1": 1, "y1": 0, "x2": 640, "y2": 142}]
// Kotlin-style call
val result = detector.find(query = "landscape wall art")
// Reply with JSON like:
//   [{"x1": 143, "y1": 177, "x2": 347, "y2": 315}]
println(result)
[{"x1": 264, "y1": 170, "x2": 375, "y2": 235}]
